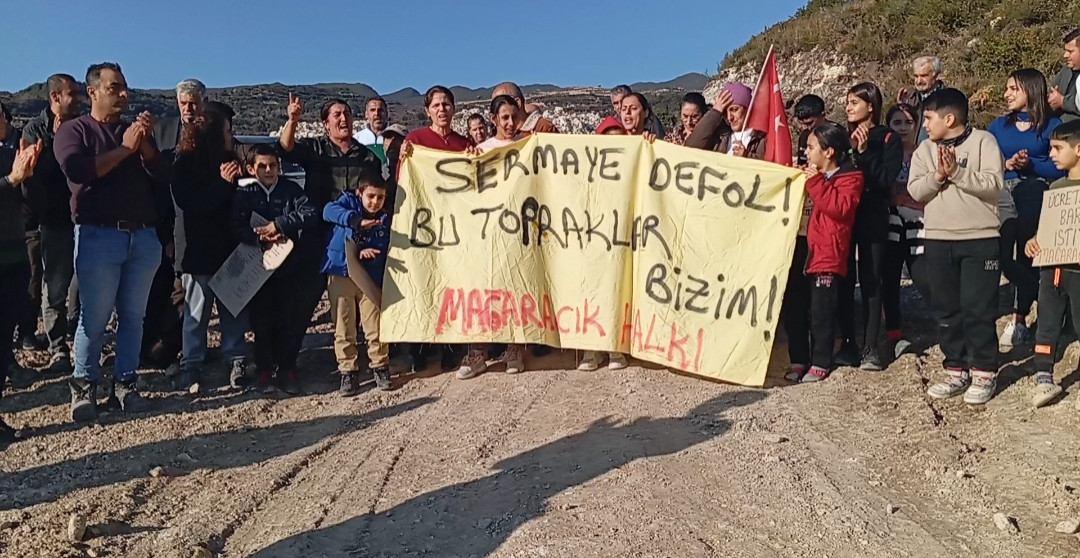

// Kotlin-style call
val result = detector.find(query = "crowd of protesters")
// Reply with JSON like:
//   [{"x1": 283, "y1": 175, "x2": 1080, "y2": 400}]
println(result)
[{"x1": 4, "y1": 29, "x2": 1080, "y2": 447}]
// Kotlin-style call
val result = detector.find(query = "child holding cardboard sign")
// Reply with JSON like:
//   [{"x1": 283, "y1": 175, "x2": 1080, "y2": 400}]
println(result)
[
  {"x1": 323, "y1": 167, "x2": 393, "y2": 395},
  {"x1": 1024, "y1": 119, "x2": 1080, "y2": 409}
]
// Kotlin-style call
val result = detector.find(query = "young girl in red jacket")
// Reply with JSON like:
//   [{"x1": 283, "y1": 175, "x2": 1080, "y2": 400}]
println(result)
[{"x1": 786, "y1": 123, "x2": 865, "y2": 383}]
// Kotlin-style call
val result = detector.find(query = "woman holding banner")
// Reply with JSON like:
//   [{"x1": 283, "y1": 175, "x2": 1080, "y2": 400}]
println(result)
[{"x1": 835, "y1": 82, "x2": 903, "y2": 371}]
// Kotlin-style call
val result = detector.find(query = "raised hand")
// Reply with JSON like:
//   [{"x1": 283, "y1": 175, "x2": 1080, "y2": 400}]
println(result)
[
  {"x1": 7, "y1": 138, "x2": 41, "y2": 185},
  {"x1": 287, "y1": 93, "x2": 303, "y2": 123},
  {"x1": 731, "y1": 141, "x2": 746, "y2": 157},
  {"x1": 714, "y1": 89, "x2": 734, "y2": 114},
  {"x1": 1049, "y1": 86, "x2": 1064, "y2": 111},
  {"x1": 220, "y1": 161, "x2": 242, "y2": 183},
  {"x1": 851, "y1": 122, "x2": 870, "y2": 153},
  {"x1": 359, "y1": 218, "x2": 380, "y2": 229},
  {"x1": 136, "y1": 111, "x2": 156, "y2": 132},
  {"x1": 941, "y1": 145, "x2": 958, "y2": 178}
]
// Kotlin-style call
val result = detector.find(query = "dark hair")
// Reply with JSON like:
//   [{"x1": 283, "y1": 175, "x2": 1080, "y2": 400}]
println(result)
[
  {"x1": 358, "y1": 167, "x2": 388, "y2": 191},
  {"x1": 1051, "y1": 119, "x2": 1080, "y2": 145},
  {"x1": 623, "y1": 92, "x2": 652, "y2": 116},
  {"x1": 490, "y1": 94, "x2": 518, "y2": 115},
  {"x1": 47, "y1": 73, "x2": 77, "y2": 94},
  {"x1": 812, "y1": 122, "x2": 854, "y2": 167},
  {"x1": 85, "y1": 62, "x2": 122, "y2": 88},
  {"x1": 681, "y1": 92, "x2": 708, "y2": 115},
  {"x1": 366, "y1": 97, "x2": 386, "y2": 110},
  {"x1": 611, "y1": 84, "x2": 632, "y2": 97},
  {"x1": 794, "y1": 94, "x2": 826, "y2": 120},
  {"x1": 1065, "y1": 28, "x2": 1080, "y2": 45},
  {"x1": 246, "y1": 143, "x2": 279, "y2": 166},
  {"x1": 922, "y1": 88, "x2": 969, "y2": 125},
  {"x1": 177, "y1": 109, "x2": 234, "y2": 172},
  {"x1": 0, "y1": 101, "x2": 9, "y2": 122},
  {"x1": 1006, "y1": 68, "x2": 1052, "y2": 135},
  {"x1": 204, "y1": 100, "x2": 235, "y2": 124},
  {"x1": 320, "y1": 98, "x2": 351, "y2": 122},
  {"x1": 467, "y1": 113, "x2": 486, "y2": 125},
  {"x1": 846, "y1": 82, "x2": 884, "y2": 126},
  {"x1": 424, "y1": 85, "x2": 455, "y2": 107},
  {"x1": 885, "y1": 104, "x2": 917, "y2": 126}
]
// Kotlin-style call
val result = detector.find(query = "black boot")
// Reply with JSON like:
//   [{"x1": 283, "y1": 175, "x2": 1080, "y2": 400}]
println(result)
[
  {"x1": 339, "y1": 370, "x2": 361, "y2": 397},
  {"x1": 409, "y1": 345, "x2": 427, "y2": 373},
  {"x1": 69, "y1": 378, "x2": 98, "y2": 422},
  {"x1": 371, "y1": 366, "x2": 392, "y2": 391},
  {"x1": 115, "y1": 379, "x2": 151, "y2": 414},
  {"x1": 833, "y1": 339, "x2": 861, "y2": 367}
]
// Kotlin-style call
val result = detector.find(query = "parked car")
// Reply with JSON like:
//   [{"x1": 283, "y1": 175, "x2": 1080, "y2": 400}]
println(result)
[{"x1": 234, "y1": 135, "x2": 306, "y2": 187}]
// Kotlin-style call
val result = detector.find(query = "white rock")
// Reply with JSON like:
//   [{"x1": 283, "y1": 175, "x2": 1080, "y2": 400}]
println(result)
[
  {"x1": 992, "y1": 512, "x2": 1018, "y2": 534},
  {"x1": 886, "y1": 504, "x2": 900, "y2": 515},
  {"x1": 67, "y1": 513, "x2": 87, "y2": 542},
  {"x1": 1054, "y1": 518, "x2": 1080, "y2": 534}
]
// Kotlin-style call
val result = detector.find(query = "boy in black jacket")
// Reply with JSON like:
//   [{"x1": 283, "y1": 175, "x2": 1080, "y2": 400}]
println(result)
[{"x1": 231, "y1": 144, "x2": 317, "y2": 395}]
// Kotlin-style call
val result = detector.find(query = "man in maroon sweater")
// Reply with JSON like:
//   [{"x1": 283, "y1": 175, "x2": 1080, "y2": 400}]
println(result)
[{"x1": 54, "y1": 62, "x2": 165, "y2": 421}]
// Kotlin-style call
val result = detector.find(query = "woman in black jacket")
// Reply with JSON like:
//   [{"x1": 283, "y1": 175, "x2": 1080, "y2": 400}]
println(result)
[
  {"x1": 835, "y1": 82, "x2": 904, "y2": 370},
  {"x1": 171, "y1": 106, "x2": 249, "y2": 392}
]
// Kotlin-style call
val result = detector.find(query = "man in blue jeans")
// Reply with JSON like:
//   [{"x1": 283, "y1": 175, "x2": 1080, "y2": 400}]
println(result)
[{"x1": 54, "y1": 62, "x2": 165, "y2": 421}]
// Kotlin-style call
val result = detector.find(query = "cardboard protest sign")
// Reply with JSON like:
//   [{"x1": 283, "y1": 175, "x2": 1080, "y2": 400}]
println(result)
[
  {"x1": 382, "y1": 134, "x2": 805, "y2": 386},
  {"x1": 1034, "y1": 184, "x2": 1080, "y2": 267},
  {"x1": 210, "y1": 212, "x2": 293, "y2": 316}
]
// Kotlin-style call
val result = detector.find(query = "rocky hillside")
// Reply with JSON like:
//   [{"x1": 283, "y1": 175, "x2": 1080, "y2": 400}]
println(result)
[
  {"x1": 0, "y1": 73, "x2": 707, "y2": 136},
  {"x1": 708, "y1": 0, "x2": 1078, "y2": 127}
]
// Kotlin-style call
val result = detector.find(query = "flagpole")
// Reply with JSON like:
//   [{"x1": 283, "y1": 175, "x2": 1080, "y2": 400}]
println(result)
[{"x1": 742, "y1": 44, "x2": 774, "y2": 132}]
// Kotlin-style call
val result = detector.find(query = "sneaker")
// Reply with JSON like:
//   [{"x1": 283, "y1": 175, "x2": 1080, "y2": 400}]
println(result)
[
  {"x1": 801, "y1": 366, "x2": 829, "y2": 383},
  {"x1": 115, "y1": 380, "x2": 151, "y2": 413},
  {"x1": 372, "y1": 366, "x2": 392, "y2": 390},
  {"x1": 1031, "y1": 382, "x2": 1063, "y2": 408},
  {"x1": 441, "y1": 345, "x2": 463, "y2": 371},
  {"x1": 999, "y1": 321, "x2": 1031, "y2": 349},
  {"x1": 175, "y1": 367, "x2": 201, "y2": 394},
  {"x1": 69, "y1": 378, "x2": 98, "y2": 422},
  {"x1": 833, "y1": 340, "x2": 860, "y2": 367},
  {"x1": 963, "y1": 370, "x2": 998, "y2": 405},
  {"x1": 229, "y1": 360, "x2": 248, "y2": 389},
  {"x1": 278, "y1": 370, "x2": 301, "y2": 396},
  {"x1": 577, "y1": 351, "x2": 603, "y2": 371},
  {"x1": 48, "y1": 351, "x2": 72, "y2": 374},
  {"x1": 892, "y1": 339, "x2": 912, "y2": 359},
  {"x1": 608, "y1": 353, "x2": 628, "y2": 370},
  {"x1": 19, "y1": 334, "x2": 47, "y2": 351},
  {"x1": 784, "y1": 364, "x2": 807, "y2": 382},
  {"x1": 255, "y1": 370, "x2": 276, "y2": 394},
  {"x1": 455, "y1": 349, "x2": 487, "y2": 380},
  {"x1": 859, "y1": 346, "x2": 885, "y2": 371},
  {"x1": 339, "y1": 370, "x2": 361, "y2": 397},
  {"x1": 927, "y1": 368, "x2": 970, "y2": 399},
  {"x1": 502, "y1": 346, "x2": 525, "y2": 375},
  {"x1": 163, "y1": 361, "x2": 182, "y2": 379}
]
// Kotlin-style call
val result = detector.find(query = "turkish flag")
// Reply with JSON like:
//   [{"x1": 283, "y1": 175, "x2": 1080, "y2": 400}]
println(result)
[{"x1": 745, "y1": 46, "x2": 793, "y2": 166}]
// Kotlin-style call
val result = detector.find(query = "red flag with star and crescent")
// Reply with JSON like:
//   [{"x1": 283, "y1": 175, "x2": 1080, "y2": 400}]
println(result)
[{"x1": 745, "y1": 46, "x2": 793, "y2": 166}]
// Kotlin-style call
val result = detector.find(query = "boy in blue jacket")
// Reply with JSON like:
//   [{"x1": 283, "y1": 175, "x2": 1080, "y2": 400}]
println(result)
[
  {"x1": 323, "y1": 167, "x2": 392, "y2": 395},
  {"x1": 232, "y1": 144, "x2": 317, "y2": 395}
]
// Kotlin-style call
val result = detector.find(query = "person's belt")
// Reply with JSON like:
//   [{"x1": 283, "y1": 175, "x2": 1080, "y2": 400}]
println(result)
[{"x1": 97, "y1": 221, "x2": 154, "y2": 232}]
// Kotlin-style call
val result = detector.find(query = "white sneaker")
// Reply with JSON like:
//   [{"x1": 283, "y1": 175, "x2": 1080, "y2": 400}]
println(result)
[
  {"x1": 577, "y1": 351, "x2": 602, "y2": 371},
  {"x1": 455, "y1": 350, "x2": 487, "y2": 380},
  {"x1": 608, "y1": 353, "x2": 628, "y2": 370},
  {"x1": 927, "y1": 369, "x2": 970, "y2": 399},
  {"x1": 999, "y1": 321, "x2": 1031, "y2": 348},
  {"x1": 963, "y1": 370, "x2": 997, "y2": 405}
]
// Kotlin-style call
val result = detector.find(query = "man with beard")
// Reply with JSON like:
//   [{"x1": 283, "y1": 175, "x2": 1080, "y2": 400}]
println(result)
[
  {"x1": 21, "y1": 74, "x2": 84, "y2": 372},
  {"x1": 142, "y1": 79, "x2": 206, "y2": 372},
  {"x1": 278, "y1": 96, "x2": 382, "y2": 384},
  {"x1": 54, "y1": 62, "x2": 164, "y2": 420},
  {"x1": 897, "y1": 56, "x2": 946, "y2": 145}
]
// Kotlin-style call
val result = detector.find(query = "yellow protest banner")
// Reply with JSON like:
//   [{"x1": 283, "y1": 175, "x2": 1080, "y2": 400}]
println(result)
[{"x1": 381, "y1": 134, "x2": 805, "y2": 386}]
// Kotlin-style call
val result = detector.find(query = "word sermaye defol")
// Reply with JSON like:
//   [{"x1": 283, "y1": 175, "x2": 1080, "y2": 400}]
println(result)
[{"x1": 383, "y1": 134, "x2": 804, "y2": 387}]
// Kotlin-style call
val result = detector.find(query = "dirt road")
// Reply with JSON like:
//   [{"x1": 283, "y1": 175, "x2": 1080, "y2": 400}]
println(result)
[{"x1": 1, "y1": 299, "x2": 1079, "y2": 558}]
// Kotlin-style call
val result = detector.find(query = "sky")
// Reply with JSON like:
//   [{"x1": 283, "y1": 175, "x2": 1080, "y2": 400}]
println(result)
[{"x1": 0, "y1": 0, "x2": 806, "y2": 93}]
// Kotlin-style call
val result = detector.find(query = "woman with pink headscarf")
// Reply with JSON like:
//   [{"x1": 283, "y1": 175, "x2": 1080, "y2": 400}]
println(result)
[{"x1": 685, "y1": 82, "x2": 766, "y2": 159}]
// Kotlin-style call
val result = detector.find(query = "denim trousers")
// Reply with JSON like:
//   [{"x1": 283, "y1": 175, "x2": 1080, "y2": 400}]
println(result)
[
  {"x1": 73, "y1": 225, "x2": 161, "y2": 383},
  {"x1": 180, "y1": 273, "x2": 248, "y2": 368}
]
